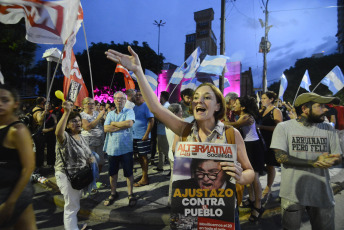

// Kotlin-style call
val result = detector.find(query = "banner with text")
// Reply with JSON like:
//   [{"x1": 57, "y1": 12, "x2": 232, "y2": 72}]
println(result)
[{"x1": 170, "y1": 142, "x2": 237, "y2": 230}]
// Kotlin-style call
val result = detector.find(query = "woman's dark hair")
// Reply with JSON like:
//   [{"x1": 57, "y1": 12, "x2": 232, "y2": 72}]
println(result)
[
  {"x1": 0, "y1": 84, "x2": 20, "y2": 103},
  {"x1": 0, "y1": 84, "x2": 20, "y2": 114},
  {"x1": 263, "y1": 91, "x2": 277, "y2": 103},
  {"x1": 189, "y1": 83, "x2": 226, "y2": 122},
  {"x1": 66, "y1": 111, "x2": 82, "y2": 133},
  {"x1": 238, "y1": 96, "x2": 259, "y2": 120}
]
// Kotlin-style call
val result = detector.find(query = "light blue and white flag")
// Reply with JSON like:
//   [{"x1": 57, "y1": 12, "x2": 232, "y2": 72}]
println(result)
[
  {"x1": 184, "y1": 47, "x2": 202, "y2": 79},
  {"x1": 320, "y1": 66, "x2": 344, "y2": 95},
  {"x1": 211, "y1": 76, "x2": 230, "y2": 89},
  {"x1": 300, "y1": 70, "x2": 311, "y2": 92},
  {"x1": 278, "y1": 73, "x2": 288, "y2": 100},
  {"x1": 145, "y1": 69, "x2": 158, "y2": 91},
  {"x1": 180, "y1": 78, "x2": 202, "y2": 91},
  {"x1": 197, "y1": 55, "x2": 229, "y2": 76},
  {"x1": 128, "y1": 71, "x2": 137, "y2": 81},
  {"x1": 167, "y1": 47, "x2": 202, "y2": 86}
]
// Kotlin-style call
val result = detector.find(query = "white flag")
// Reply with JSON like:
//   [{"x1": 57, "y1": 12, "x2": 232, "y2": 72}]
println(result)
[
  {"x1": 0, "y1": 70, "x2": 4, "y2": 84},
  {"x1": 0, "y1": 0, "x2": 80, "y2": 44},
  {"x1": 278, "y1": 73, "x2": 288, "y2": 100}
]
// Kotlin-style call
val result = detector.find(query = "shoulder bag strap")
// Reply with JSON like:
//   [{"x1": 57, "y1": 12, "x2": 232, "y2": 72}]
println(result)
[
  {"x1": 57, "y1": 148, "x2": 72, "y2": 181},
  {"x1": 181, "y1": 123, "x2": 193, "y2": 142}
]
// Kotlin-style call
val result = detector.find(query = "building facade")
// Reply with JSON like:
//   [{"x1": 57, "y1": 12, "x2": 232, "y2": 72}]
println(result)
[{"x1": 185, "y1": 8, "x2": 217, "y2": 61}]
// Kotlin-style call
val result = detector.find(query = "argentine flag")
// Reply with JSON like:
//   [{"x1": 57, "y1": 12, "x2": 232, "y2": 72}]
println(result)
[
  {"x1": 144, "y1": 69, "x2": 158, "y2": 91},
  {"x1": 184, "y1": 47, "x2": 202, "y2": 79},
  {"x1": 181, "y1": 78, "x2": 201, "y2": 91},
  {"x1": 211, "y1": 76, "x2": 230, "y2": 89},
  {"x1": 320, "y1": 66, "x2": 344, "y2": 95},
  {"x1": 300, "y1": 70, "x2": 311, "y2": 92},
  {"x1": 167, "y1": 47, "x2": 202, "y2": 86},
  {"x1": 197, "y1": 55, "x2": 229, "y2": 76},
  {"x1": 278, "y1": 73, "x2": 288, "y2": 100}
]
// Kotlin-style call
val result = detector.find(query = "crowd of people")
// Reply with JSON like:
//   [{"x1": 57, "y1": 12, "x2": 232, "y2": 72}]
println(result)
[{"x1": 0, "y1": 46, "x2": 343, "y2": 230}]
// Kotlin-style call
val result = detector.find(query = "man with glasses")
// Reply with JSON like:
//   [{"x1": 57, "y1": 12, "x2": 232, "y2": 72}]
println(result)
[
  {"x1": 103, "y1": 91, "x2": 137, "y2": 207},
  {"x1": 173, "y1": 159, "x2": 229, "y2": 190},
  {"x1": 132, "y1": 90, "x2": 154, "y2": 187}
]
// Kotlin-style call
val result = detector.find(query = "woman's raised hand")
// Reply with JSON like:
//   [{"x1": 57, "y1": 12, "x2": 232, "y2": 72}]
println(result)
[
  {"x1": 105, "y1": 46, "x2": 142, "y2": 73},
  {"x1": 62, "y1": 101, "x2": 73, "y2": 113}
]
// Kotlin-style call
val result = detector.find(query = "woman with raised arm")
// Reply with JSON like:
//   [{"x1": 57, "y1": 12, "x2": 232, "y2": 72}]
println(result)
[
  {"x1": 106, "y1": 47, "x2": 254, "y2": 229},
  {"x1": 0, "y1": 85, "x2": 37, "y2": 230},
  {"x1": 55, "y1": 101, "x2": 93, "y2": 230}
]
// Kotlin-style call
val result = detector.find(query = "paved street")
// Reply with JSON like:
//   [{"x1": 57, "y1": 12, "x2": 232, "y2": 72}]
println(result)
[{"x1": 32, "y1": 160, "x2": 344, "y2": 230}]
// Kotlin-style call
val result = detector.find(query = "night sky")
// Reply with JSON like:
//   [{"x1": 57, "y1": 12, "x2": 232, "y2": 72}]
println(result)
[{"x1": 37, "y1": 0, "x2": 339, "y2": 89}]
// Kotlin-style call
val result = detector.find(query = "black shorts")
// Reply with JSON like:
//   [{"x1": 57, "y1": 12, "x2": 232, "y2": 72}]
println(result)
[{"x1": 108, "y1": 152, "x2": 133, "y2": 177}]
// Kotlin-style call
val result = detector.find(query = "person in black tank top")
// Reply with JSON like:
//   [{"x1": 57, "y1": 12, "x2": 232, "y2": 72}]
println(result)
[
  {"x1": 257, "y1": 91, "x2": 283, "y2": 204},
  {"x1": 0, "y1": 85, "x2": 37, "y2": 229}
]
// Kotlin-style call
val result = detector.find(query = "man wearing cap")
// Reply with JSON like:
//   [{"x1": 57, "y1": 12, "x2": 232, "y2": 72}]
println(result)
[{"x1": 271, "y1": 92, "x2": 342, "y2": 230}]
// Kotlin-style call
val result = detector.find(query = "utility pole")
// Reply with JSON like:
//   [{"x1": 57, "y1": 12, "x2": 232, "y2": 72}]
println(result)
[
  {"x1": 259, "y1": 0, "x2": 271, "y2": 93},
  {"x1": 219, "y1": 0, "x2": 226, "y2": 93}
]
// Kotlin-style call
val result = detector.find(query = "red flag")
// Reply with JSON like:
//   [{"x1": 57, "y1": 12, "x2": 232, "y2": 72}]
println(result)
[
  {"x1": 115, "y1": 64, "x2": 135, "y2": 90},
  {"x1": 63, "y1": 50, "x2": 88, "y2": 107},
  {"x1": 0, "y1": 0, "x2": 80, "y2": 44}
]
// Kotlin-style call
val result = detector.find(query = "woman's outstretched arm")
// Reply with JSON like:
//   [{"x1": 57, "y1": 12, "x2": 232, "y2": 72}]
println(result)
[{"x1": 105, "y1": 46, "x2": 188, "y2": 136}]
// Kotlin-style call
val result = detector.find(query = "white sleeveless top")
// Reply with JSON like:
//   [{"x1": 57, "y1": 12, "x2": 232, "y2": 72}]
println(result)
[{"x1": 241, "y1": 121, "x2": 259, "y2": 142}]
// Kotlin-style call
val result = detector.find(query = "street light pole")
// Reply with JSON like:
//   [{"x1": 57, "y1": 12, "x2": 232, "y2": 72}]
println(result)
[{"x1": 153, "y1": 20, "x2": 166, "y2": 95}]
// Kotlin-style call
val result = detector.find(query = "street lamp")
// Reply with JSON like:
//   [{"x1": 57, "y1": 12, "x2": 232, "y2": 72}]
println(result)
[
  {"x1": 42, "y1": 48, "x2": 62, "y2": 99},
  {"x1": 153, "y1": 20, "x2": 166, "y2": 56},
  {"x1": 153, "y1": 20, "x2": 166, "y2": 96}
]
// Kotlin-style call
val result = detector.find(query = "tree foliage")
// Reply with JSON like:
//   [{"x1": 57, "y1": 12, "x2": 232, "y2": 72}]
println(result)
[
  {"x1": 268, "y1": 53, "x2": 344, "y2": 105},
  {"x1": 0, "y1": 19, "x2": 38, "y2": 89},
  {"x1": 75, "y1": 41, "x2": 164, "y2": 95}
]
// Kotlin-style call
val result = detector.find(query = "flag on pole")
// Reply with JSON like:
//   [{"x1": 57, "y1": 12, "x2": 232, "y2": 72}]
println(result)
[
  {"x1": 300, "y1": 70, "x2": 311, "y2": 92},
  {"x1": 320, "y1": 66, "x2": 344, "y2": 95},
  {"x1": 278, "y1": 73, "x2": 288, "y2": 100},
  {"x1": 0, "y1": 70, "x2": 4, "y2": 84},
  {"x1": 62, "y1": 3, "x2": 83, "y2": 79},
  {"x1": 63, "y1": 50, "x2": 88, "y2": 107},
  {"x1": 180, "y1": 78, "x2": 202, "y2": 91},
  {"x1": 256, "y1": 91, "x2": 261, "y2": 107},
  {"x1": 167, "y1": 47, "x2": 202, "y2": 86},
  {"x1": 0, "y1": 0, "x2": 80, "y2": 44},
  {"x1": 197, "y1": 55, "x2": 229, "y2": 75},
  {"x1": 115, "y1": 64, "x2": 135, "y2": 90},
  {"x1": 145, "y1": 69, "x2": 158, "y2": 91},
  {"x1": 184, "y1": 47, "x2": 202, "y2": 79},
  {"x1": 211, "y1": 76, "x2": 230, "y2": 89},
  {"x1": 129, "y1": 71, "x2": 137, "y2": 81}
]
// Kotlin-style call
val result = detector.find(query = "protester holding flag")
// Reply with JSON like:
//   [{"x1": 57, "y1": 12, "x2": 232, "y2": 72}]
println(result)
[
  {"x1": 0, "y1": 85, "x2": 37, "y2": 229},
  {"x1": 258, "y1": 91, "x2": 283, "y2": 203},
  {"x1": 105, "y1": 47, "x2": 254, "y2": 229}
]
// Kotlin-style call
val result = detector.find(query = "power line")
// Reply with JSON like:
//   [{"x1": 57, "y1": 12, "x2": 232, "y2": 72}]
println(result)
[{"x1": 270, "y1": 5, "x2": 343, "y2": 13}]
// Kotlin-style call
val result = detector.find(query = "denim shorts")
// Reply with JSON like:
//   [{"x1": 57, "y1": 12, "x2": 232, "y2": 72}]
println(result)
[{"x1": 108, "y1": 152, "x2": 133, "y2": 177}]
